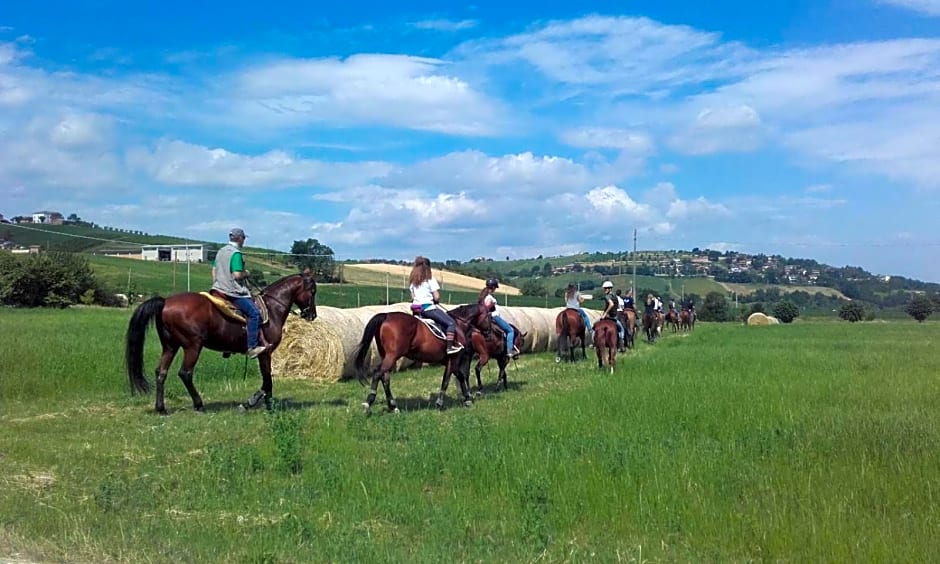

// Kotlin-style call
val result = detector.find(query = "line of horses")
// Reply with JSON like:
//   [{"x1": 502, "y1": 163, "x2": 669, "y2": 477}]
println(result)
[
  {"x1": 555, "y1": 301, "x2": 697, "y2": 373},
  {"x1": 123, "y1": 271, "x2": 693, "y2": 415}
]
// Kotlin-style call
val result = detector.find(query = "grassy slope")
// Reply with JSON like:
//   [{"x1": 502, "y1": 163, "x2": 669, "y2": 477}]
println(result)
[{"x1": 1, "y1": 310, "x2": 938, "y2": 562}]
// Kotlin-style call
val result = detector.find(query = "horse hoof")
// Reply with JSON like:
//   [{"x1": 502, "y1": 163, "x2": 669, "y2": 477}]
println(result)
[
  {"x1": 554, "y1": 357, "x2": 561, "y2": 363},
  {"x1": 391, "y1": 407, "x2": 400, "y2": 414},
  {"x1": 156, "y1": 409, "x2": 169, "y2": 416},
  {"x1": 463, "y1": 400, "x2": 473, "y2": 408},
  {"x1": 193, "y1": 406, "x2": 205, "y2": 414},
  {"x1": 361, "y1": 402, "x2": 371, "y2": 414}
]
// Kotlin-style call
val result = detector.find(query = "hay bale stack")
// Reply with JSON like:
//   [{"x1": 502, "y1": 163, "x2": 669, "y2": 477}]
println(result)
[
  {"x1": 273, "y1": 303, "x2": 606, "y2": 382},
  {"x1": 767, "y1": 316, "x2": 780, "y2": 325},
  {"x1": 746, "y1": 312, "x2": 773, "y2": 326}
]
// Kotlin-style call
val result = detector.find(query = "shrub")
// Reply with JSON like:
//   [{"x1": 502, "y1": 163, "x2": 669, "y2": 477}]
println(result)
[
  {"x1": 905, "y1": 294, "x2": 934, "y2": 323},
  {"x1": 0, "y1": 252, "x2": 117, "y2": 308},
  {"x1": 700, "y1": 291, "x2": 730, "y2": 322},
  {"x1": 772, "y1": 301, "x2": 800, "y2": 324},
  {"x1": 838, "y1": 302, "x2": 866, "y2": 323}
]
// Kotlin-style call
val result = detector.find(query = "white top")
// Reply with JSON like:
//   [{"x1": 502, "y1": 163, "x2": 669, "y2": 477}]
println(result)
[
  {"x1": 410, "y1": 278, "x2": 440, "y2": 309},
  {"x1": 616, "y1": 296, "x2": 624, "y2": 311},
  {"x1": 482, "y1": 293, "x2": 500, "y2": 317},
  {"x1": 654, "y1": 298, "x2": 663, "y2": 311},
  {"x1": 565, "y1": 292, "x2": 582, "y2": 309}
]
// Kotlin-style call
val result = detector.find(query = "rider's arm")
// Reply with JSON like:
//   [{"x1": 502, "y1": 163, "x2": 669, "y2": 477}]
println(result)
[{"x1": 230, "y1": 252, "x2": 249, "y2": 280}]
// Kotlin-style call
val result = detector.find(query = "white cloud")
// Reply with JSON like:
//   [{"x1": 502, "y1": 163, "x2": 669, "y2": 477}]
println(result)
[
  {"x1": 559, "y1": 127, "x2": 653, "y2": 152},
  {"x1": 126, "y1": 140, "x2": 392, "y2": 189},
  {"x1": 876, "y1": 0, "x2": 940, "y2": 16},
  {"x1": 227, "y1": 54, "x2": 502, "y2": 135},
  {"x1": 669, "y1": 105, "x2": 764, "y2": 155},
  {"x1": 805, "y1": 184, "x2": 832, "y2": 194},
  {"x1": 455, "y1": 15, "x2": 752, "y2": 93},
  {"x1": 411, "y1": 19, "x2": 479, "y2": 31},
  {"x1": 667, "y1": 197, "x2": 731, "y2": 220}
]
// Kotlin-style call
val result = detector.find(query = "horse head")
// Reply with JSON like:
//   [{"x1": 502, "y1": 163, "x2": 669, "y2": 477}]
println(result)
[{"x1": 296, "y1": 267, "x2": 318, "y2": 321}]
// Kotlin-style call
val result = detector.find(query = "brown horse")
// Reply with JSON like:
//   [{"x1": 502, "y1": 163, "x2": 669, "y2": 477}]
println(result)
[
  {"x1": 617, "y1": 309, "x2": 637, "y2": 350},
  {"x1": 642, "y1": 308, "x2": 659, "y2": 343},
  {"x1": 125, "y1": 269, "x2": 318, "y2": 414},
  {"x1": 665, "y1": 310, "x2": 680, "y2": 332},
  {"x1": 470, "y1": 322, "x2": 526, "y2": 394},
  {"x1": 353, "y1": 303, "x2": 493, "y2": 412},
  {"x1": 680, "y1": 309, "x2": 693, "y2": 331},
  {"x1": 593, "y1": 318, "x2": 619, "y2": 374},
  {"x1": 555, "y1": 308, "x2": 587, "y2": 362}
]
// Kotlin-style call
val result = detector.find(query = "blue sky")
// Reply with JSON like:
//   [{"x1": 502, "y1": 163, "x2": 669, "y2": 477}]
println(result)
[{"x1": 3, "y1": 0, "x2": 940, "y2": 281}]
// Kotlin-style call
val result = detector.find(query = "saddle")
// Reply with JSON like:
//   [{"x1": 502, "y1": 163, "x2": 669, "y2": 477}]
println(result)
[
  {"x1": 200, "y1": 290, "x2": 270, "y2": 326},
  {"x1": 410, "y1": 305, "x2": 447, "y2": 341}
]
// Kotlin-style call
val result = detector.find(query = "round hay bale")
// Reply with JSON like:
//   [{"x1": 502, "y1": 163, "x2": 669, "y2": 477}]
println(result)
[
  {"x1": 767, "y1": 316, "x2": 780, "y2": 325},
  {"x1": 272, "y1": 307, "x2": 364, "y2": 382},
  {"x1": 746, "y1": 312, "x2": 772, "y2": 326}
]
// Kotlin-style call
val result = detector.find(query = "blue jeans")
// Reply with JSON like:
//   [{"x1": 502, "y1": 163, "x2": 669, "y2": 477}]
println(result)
[
  {"x1": 422, "y1": 307, "x2": 457, "y2": 336},
  {"x1": 232, "y1": 297, "x2": 261, "y2": 348},
  {"x1": 576, "y1": 308, "x2": 592, "y2": 331},
  {"x1": 609, "y1": 317, "x2": 625, "y2": 341},
  {"x1": 493, "y1": 315, "x2": 515, "y2": 353}
]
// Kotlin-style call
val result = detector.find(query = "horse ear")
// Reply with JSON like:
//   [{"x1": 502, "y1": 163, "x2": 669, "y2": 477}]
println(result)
[{"x1": 521, "y1": 331, "x2": 528, "y2": 337}]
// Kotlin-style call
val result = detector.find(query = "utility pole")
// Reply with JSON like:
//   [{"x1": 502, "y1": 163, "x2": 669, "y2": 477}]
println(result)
[{"x1": 632, "y1": 228, "x2": 637, "y2": 296}]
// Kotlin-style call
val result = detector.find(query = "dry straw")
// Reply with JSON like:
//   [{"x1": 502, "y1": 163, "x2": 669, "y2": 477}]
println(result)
[
  {"x1": 272, "y1": 303, "x2": 606, "y2": 382},
  {"x1": 746, "y1": 312, "x2": 781, "y2": 326}
]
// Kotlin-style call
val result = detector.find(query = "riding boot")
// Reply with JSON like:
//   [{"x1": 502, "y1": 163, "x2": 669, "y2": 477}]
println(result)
[{"x1": 446, "y1": 332, "x2": 463, "y2": 355}]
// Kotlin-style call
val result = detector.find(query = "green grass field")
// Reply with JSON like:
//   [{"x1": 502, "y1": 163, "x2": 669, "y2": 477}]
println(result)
[{"x1": 1, "y1": 308, "x2": 938, "y2": 562}]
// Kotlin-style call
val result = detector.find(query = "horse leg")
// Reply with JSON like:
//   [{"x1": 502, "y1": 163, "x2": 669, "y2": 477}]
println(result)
[
  {"x1": 581, "y1": 329, "x2": 587, "y2": 359},
  {"x1": 497, "y1": 356, "x2": 508, "y2": 391},
  {"x1": 176, "y1": 346, "x2": 205, "y2": 412},
  {"x1": 609, "y1": 346, "x2": 615, "y2": 375},
  {"x1": 154, "y1": 345, "x2": 179, "y2": 415},
  {"x1": 457, "y1": 353, "x2": 473, "y2": 407},
  {"x1": 596, "y1": 341, "x2": 604, "y2": 370},
  {"x1": 435, "y1": 359, "x2": 454, "y2": 410},
  {"x1": 381, "y1": 369, "x2": 399, "y2": 413},
  {"x1": 474, "y1": 357, "x2": 486, "y2": 397}
]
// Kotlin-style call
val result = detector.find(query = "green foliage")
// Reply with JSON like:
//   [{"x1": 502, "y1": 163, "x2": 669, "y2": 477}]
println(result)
[
  {"x1": 289, "y1": 238, "x2": 338, "y2": 282},
  {"x1": 700, "y1": 291, "x2": 730, "y2": 322},
  {"x1": 749, "y1": 302, "x2": 765, "y2": 315},
  {"x1": 906, "y1": 294, "x2": 934, "y2": 322},
  {"x1": 772, "y1": 300, "x2": 800, "y2": 323},
  {"x1": 0, "y1": 251, "x2": 115, "y2": 308},
  {"x1": 838, "y1": 302, "x2": 866, "y2": 322},
  {"x1": 521, "y1": 279, "x2": 547, "y2": 297},
  {"x1": 265, "y1": 403, "x2": 307, "y2": 475}
]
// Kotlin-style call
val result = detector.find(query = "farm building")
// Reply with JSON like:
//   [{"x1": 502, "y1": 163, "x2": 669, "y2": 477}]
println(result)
[
  {"x1": 31, "y1": 211, "x2": 64, "y2": 225},
  {"x1": 141, "y1": 244, "x2": 207, "y2": 263}
]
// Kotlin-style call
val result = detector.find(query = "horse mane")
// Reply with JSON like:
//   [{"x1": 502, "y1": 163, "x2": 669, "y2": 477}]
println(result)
[
  {"x1": 449, "y1": 303, "x2": 484, "y2": 319},
  {"x1": 260, "y1": 272, "x2": 305, "y2": 295}
]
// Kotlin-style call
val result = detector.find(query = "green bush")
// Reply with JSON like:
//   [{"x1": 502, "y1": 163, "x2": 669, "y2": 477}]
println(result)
[
  {"x1": 906, "y1": 294, "x2": 933, "y2": 322},
  {"x1": 772, "y1": 300, "x2": 800, "y2": 323},
  {"x1": 0, "y1": 252, "x2": 117, "y2": 308},
  {"x1": 838, "y1": 302, "x2": 866, "y2": 323}
]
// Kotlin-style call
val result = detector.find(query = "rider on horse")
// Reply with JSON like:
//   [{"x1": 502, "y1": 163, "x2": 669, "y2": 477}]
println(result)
[
  {"x1": 622, "y1": 289, "x2": 636, "y2": 311},
  {"x1": 211, "y1": 227, "x2": 267, "y2": 358},
  {"x1": 565, "y1": 283, "x2": 593, "y2": 340},
  {"x1": 409, "y1": 256, "x2": 463, "y2": 355},
  {"x1": 478, "y1": 278, "x2": 520, "y2": 359},
  {"x1": 601, "y1": 281, "x2": 625, "y2": 347}
]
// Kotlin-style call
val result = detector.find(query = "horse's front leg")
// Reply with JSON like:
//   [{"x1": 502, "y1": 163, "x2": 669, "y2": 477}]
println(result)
[
  {"x1": 496, "y1": 356, "x2": 509, "y2": 391},
  {"x1": 456, "y1": 354, "x2": 473, "y2": 407},
  {"x1": 242, "y1": 350, "x2": 273, "y2": 411},
  {"x1": 436, "y1": 360, "x2": 453, "y2": 410},
  {"x1": 474, "y1": 353, "x2": 489, "y2": 396}
]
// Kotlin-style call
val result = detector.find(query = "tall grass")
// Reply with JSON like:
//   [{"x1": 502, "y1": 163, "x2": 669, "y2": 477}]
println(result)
[{"x1": 1, "y1": 309, "x2": 938, "y2": 561}]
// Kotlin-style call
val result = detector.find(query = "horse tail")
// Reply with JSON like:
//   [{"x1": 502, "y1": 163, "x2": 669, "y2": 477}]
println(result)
[
  {"x1": 125, "y1": 296, "x2": 165, "y2": 395},
  {"x1": 354, "y1": 313, "x2": 387, "y2": 385}
]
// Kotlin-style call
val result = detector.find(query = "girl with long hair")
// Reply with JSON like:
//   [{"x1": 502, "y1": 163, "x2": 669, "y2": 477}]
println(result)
[{"x1": 409, "y1": 256, "x2": 462, "y2": 354}]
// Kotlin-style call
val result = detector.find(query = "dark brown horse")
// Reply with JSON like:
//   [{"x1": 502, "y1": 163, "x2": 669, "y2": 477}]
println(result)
[
  {"x1": 665, "y1": 310, "x2": 680, "y2": 332},
  {"x1": 125, "y1": 269, "x2": 318, "y2": 414},
  {"x1": 469, "y1": 322, "x2": 526, "y2": 394},
  {"x1": 555, "y1": 308, "x2": 587, "y2": 362},
  {"x1": 680, "y1": 309, "x2": 693, "y2": 331},
  {"x1": 353, "y1": 303, "x2": 493, "y2": 412},
  {"x1": 642, "y1": 307, "x2": 659, "y2": 343},
  {"x1": 593, "y1": 318, "x2": 619, "y2": 374},
  {"x1": 616, "y1": 309, "x2": 637, "y2": 350}
]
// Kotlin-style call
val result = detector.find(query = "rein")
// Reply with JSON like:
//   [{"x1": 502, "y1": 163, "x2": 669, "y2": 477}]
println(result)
[{"x1": 247, "y1": 277, "x2": 301, "y2": 317}]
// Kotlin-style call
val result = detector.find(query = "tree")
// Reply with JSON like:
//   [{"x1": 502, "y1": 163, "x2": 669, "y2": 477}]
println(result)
[
  {"x1": 66, "y1": 213, "x2": 81, "y2": 223},
  {"x1": 520, "y1": 279, "x2": 547, "y2": 297},
  {"x1": 905, "y1": 294, "x2": 934, "y2": 322},
  {"x1": 838, "y1": 302, "x2": 866, "y2": 323},
  {"x1": 772, "y1": 300, "x2": 800, "y2": 323},
  {"x1": 700, "y1": 291, "x2": 730, "y2": 322},
  {"x1": 749, "y1": 302, "x2": 765, "y2": 315},
  {"x1": 0, "y1": 252, "x2": 116, "y2": 308},
  {"x1": 289, "y1": 239, "x2": 338, "y2": 282}
]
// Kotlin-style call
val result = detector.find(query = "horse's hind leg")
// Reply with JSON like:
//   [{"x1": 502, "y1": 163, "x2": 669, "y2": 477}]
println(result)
[
  {"x1": 436, "y1": 362, "x2": 453, "y2": 410},
  {"x1": 178, "y1": 346, "x2": 205, "y2": 412},
  {"x1": 154, "y1": 344, "x2": 179, "y2": 414}
]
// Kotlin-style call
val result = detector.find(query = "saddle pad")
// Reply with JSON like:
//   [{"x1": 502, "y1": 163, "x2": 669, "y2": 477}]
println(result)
[
  {"x1": 199, "y1": 292, "x2": 270, "y2": 325},
  {"x1": 416, "y1": 316, "x2": 447, "y2": 340}
]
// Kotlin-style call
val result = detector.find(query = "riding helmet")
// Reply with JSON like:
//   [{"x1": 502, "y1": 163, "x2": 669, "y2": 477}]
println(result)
[{"x1": 486, "y1": 277, "x2": 499, "y2": 289}]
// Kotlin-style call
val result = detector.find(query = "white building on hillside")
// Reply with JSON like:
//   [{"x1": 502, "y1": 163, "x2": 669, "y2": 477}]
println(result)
[{"x1": 141, "y1": 244, "x2": 207, "y2": 263}]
